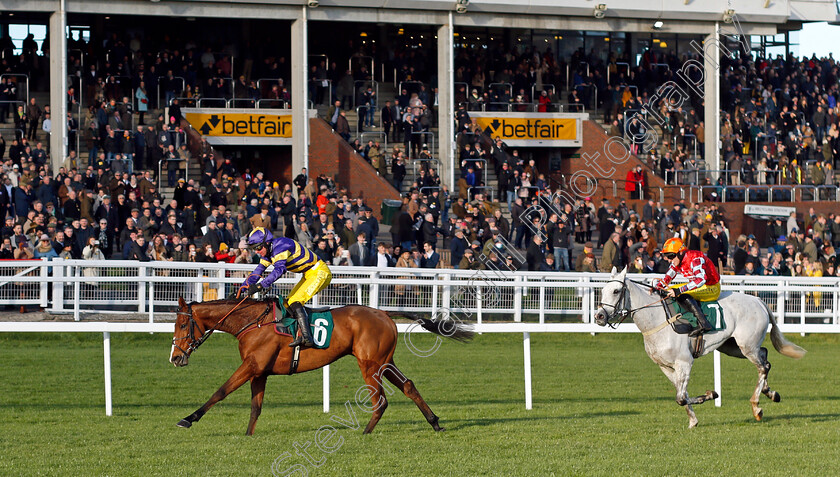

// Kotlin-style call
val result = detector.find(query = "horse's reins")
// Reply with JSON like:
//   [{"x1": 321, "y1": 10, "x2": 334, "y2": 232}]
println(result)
[
  {"x1": 173, "y1": 296, "x2": 250, "y2": 354},
  {"x1": 232, "y1": 301, "x2": 275, "y2": 337},
  {"x1": 598, "y1": 279, "x2": 672, "y2": 329}
]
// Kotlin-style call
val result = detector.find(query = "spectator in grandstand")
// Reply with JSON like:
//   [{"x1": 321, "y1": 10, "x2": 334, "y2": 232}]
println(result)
[
  {"x1": 349, "y1": 232, "x2": 371, "y2": 266},
  {"x1": 419, "y1": 241, "x2": 439, "y2": 269},
  {"x1": 525, "y1": 234, "x2": 544, "y2": 272},
  {"x1": 335, "y1": 110, "x2": 351, "y2": 142}
]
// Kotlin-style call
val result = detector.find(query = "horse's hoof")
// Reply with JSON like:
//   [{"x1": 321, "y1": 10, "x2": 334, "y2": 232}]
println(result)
[
  {"x1": 710, "y1": 391, "x2": 719, "y2": 400},
  {"x1": 176, "y1": 419, "x2": 192, "y2": 428},
  {"x1": 772, "y1": 392, "x2": 781, "y2": 403},
  {"x1": 435, "y1": 427, "x2": 446, "y2": 432},
  {"x1": 754, "y1": 409, "x2": 763, "y2": 421},
  {"x1": 688, "y1": 421, "x2": 698, "y2": 429}
]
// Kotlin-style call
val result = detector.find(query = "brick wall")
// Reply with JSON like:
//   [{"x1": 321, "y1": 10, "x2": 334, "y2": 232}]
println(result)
[
  {"x1": 553, "y1": 120, "x2": 672, "y2": 204},
  {"x1": 308, "y1": 118, "x2": 400, "y2": 220}
]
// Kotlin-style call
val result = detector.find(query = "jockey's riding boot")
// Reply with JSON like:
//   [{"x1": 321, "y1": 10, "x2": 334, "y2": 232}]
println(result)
[
  {"x1": 288, "y1": 302, "x2": 315, "y2": 348},
  {"x1": 678, "y1": 295, "x2": 713, "y2": 337}
]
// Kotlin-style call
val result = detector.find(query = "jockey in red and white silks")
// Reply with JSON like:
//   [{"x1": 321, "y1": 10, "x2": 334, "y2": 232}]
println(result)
[{"x1": 653, "y1": 237, "x2": 718, "y2": 336}]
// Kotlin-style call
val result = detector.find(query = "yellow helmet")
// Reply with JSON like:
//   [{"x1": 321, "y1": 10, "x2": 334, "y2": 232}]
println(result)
[{"x1": 662, "y1": 237, "x2": 685, "y2": 255}]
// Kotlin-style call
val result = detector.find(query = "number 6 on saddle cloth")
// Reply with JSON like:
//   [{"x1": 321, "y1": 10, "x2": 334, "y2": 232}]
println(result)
[{"x1": 267, "y1": 297, "x2": 335, "y2": 349}]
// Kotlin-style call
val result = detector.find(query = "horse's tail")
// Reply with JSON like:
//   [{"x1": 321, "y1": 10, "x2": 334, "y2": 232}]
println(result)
[
  {"x1": 761, "y1": 300, "x2": 806, "y2": 359},
  {"x1": 387, "y1": 312, "x2": 475, "y2": 343}
]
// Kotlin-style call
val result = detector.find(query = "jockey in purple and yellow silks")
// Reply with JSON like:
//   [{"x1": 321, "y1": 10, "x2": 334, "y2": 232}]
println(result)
[{"x1": 239, "y1": 227, "x2": 332, "y2": 347}]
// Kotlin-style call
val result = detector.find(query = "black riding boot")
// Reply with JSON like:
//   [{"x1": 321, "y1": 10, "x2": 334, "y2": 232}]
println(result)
[
  {"x1": 678, "y1": 294, "x2": 713, "y2": 337},
  {"x1": 289, "y1": 302, "x2": 315, "y2": 348}
]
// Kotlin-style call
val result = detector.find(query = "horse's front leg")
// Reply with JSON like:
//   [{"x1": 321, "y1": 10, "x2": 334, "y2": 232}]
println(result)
[
  {"x1": 177, "y1": 360, "x2": 257, "y2": 429},
  {"x1": 246, "y1": 374, "x2": 268, "y2": 436},
  {"x1": 662, "y1": 359, "x2": 701, "y2": 429}
]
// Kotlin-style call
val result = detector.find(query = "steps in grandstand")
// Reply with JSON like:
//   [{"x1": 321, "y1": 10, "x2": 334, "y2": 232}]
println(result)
[{"x1": 0, "y1": 91, "x2": 52, "y2": 150}]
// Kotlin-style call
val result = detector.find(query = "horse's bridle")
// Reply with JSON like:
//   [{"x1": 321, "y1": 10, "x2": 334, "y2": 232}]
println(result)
[
  {"x1": 598, "y1": 279, "x2": 669, "y2": 328},
  {"x1": 172, "y1": 302, "x2": 209, "y2": 356},
  {"x1": 598, "y1": 280, "x2": 633, "y2": 328},
  {"x1": 171, "y1": 299, "x2": 275, "y2": 356}
]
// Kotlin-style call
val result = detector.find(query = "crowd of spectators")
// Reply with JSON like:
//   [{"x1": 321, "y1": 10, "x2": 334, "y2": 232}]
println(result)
[
  {"x1": 5, "y1": 28, "x2": 840, "y2": 293},
  {"x1": 594, "y1": 51, "x2": 840, "y2": 197}
]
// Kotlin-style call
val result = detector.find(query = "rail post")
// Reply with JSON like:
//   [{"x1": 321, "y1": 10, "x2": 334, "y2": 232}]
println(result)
[
  {"x1": 538, "y1": 284, "x2": 546, "y2": 324},
  {"x1": 39, "y1": 258, "x2": 49, "y2": 309},
  {"x1": 431, "y1": 273, "x2": 439, "y2": 316},
  {"x1": 776, "y1": 281, "x2": 786, "y2": 322},
  {"x1": 442, "y1": 270, "x2": 452, "y2": 314},
  {"x1": 138, "y1": 266, "x2": 146, "y2": 314},
  {"x1": 476, "y1": 283, "x2": 483, "y2": 325},
  {"x1": 581, "y1": 276, "x2": 591, "y2": 324},
  {"x1": 523, "y1": 331, "x2": 533, "y2": 410},
  {"x1": 148, "y1": 280, "x2": 155, "y2": 323},
  {"x1": 104, "y1": 331, "x2": 112, "y2": 416},
  {"x1": 217, "y1": 268, "x2": 226, "y2": 301},
  {"x1": 714, "y1": 350, "x2": 722, "y2": 407},
  {"x1": 73, "y1": 265, "x2": 81, "y2": 321},
  {"x1": 195, "y1": 267, "x2": 204, "y2": 303},
  {"x1": 514, "y1": 275, "x2": 523, "y2": 322},
  {"x1": 369, "y1": 271, "x2": 379, "y2": 307},
  {"x1": 323, "y1": 365, "x2": 330, "y2": 413},
  {"x1": 51, "y1": 261, "x2": 65, "y2": 313}
]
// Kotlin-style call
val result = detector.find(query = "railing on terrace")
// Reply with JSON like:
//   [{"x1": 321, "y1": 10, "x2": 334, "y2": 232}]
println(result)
[{"x1": 2, "y1": 260, "x2": 840, "y2": 329}]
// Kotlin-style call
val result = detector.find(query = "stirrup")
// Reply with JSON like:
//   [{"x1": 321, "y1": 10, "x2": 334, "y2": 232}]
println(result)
[{"x1": 689, "y1": 322, "x2": 712, "y2": 337}]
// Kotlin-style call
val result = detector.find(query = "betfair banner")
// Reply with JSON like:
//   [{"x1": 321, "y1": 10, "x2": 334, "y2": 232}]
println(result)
[
  {"x1": 470, "y1": 112, "x2": 585, "y2": 147},
  {"x1": 183, "y1": 108, "x2": 293, "y2": 145}
]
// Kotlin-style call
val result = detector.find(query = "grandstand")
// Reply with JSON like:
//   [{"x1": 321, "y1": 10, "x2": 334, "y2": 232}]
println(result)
[{"x1": 0, "y1": 1, "x2": 839, "y2": 282}]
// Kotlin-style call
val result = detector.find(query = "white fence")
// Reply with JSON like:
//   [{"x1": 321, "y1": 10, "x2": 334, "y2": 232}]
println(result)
[
  {"x1": 3, "y1": 259, "x2": 840, "y2": 327},
  {"x1": 2, "y1": 259, "x2": 838, "y2": 417}
]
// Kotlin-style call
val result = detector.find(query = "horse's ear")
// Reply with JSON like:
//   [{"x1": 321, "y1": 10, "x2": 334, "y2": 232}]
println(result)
[
  {"x1": 618, "y1": 266, "x2": 628, "y2": 280},
  {"x1": 610, "y1": 266, "x2": 618, "y2": 277},
  {"x1": 178, "y1": 297, "x2": 187, "y2": 309}
]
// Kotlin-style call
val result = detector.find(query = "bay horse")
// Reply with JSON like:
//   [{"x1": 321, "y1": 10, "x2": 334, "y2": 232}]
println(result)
[
  {"x1": 594, "y1": 267, "x2": 806, "y2": 428},
  {"x1": 169, "y1": 297, "x2": 473, "y2": 435}
]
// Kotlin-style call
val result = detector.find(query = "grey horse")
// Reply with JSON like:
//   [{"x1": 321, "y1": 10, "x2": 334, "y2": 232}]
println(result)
[{"x1": 594, "y1": 267, "x2": 806, "y2": 428}]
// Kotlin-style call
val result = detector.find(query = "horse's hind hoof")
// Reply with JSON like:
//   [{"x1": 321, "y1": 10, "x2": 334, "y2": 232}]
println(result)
[
  {"x1": 177, "y1": 419, "x2": 192, "y2": 428},
  {"x1": 754, "y1": 409, "x2": 763, "y2": 421},
  {"x1": 710, "y1": 391, "x2": 719, "y2": 400},
  {"x1": 435, "y1": 427, "x2": 446, "y2": 432},
  {"x1": 772, "y1": 392, "x2": 781, "y2": 403}
]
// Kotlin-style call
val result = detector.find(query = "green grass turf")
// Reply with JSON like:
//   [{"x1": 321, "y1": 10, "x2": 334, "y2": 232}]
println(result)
[{"x1": 0, "y1": 331, "x2": 838, "y2": 476}]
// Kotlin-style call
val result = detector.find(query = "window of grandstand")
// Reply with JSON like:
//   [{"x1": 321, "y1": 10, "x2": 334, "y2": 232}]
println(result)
[
  {"x1": 66, "y1": 26, "x2": 91, "y2": 44},
  {"x1": 8, "y1": 23, "x2": 47, "y2": 56}
]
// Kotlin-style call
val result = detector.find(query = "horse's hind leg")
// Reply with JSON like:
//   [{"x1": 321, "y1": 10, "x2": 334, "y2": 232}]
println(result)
[
  {"x1": 357, "y1": 360, "x2": 389, "y2": 434},
  {"x1": 758, "y1": 347, "x2": 781, "y2": 403},
  {"x1": 743, "y1": 345, "x2": 779, "y2": 421},
  {"x1": 246, "y1": 374, "x2": 268, "y2": 436},
  {"x1": 382, "y1": 360, "x2": 444, "y2": 432}
]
